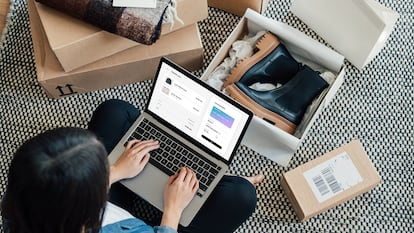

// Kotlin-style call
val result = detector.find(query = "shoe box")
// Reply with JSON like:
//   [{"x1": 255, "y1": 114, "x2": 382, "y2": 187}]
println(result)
[
  {"x1": 33, "y1": 0, "x2": 208, "y2": 72},
  {"x1": 208, "y1": 0, "x2": 269, "y2": 16},
  {"x1": 280, "y1": 140, "x2": 381, "y2": 221},
  {"x1": 201, "y1": 0, "x2": 398, "y2": 166},
  {"x1": 28, "y1": 0, "x2": 204, "y2": 98}
]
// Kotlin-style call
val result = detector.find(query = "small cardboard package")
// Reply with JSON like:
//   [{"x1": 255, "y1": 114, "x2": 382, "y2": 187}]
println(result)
[
  {"x1": 208, "y1": 0, "x2": 269, "y2": 16},
  {"x1": 28, "y1": 0, "x2": 204, "y2": 99},
  {"x1": 34, "y1": 0, "x2": 208, "y2": 71},
  {"x1": 202, "y1": 0, "x2": 398, "y2": 166},
  {"x1": 280, "y1": 140, "x2": 381, "y2": 221}
]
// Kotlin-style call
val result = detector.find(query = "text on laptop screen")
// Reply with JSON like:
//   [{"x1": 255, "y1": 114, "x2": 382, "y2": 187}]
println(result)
[{"x1": 148, "y1": 62, "x2": 250, "y2": 161}]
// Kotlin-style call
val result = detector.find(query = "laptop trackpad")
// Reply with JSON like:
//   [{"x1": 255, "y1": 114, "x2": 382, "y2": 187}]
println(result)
[{"x1": 120, "y1": 164, "x2": 169, "y2": 212}]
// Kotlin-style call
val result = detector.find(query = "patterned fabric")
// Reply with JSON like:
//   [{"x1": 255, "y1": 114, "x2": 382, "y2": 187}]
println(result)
[
  {"x1": 0, "y1": 0, "x2": 413, "y2": 232},
  {"x1": 35, "y1": 0, "x2": 172, "y2": 45}
]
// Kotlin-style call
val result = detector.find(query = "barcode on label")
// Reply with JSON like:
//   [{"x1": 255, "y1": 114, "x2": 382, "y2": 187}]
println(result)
[
  {"x1": 322, "y1": 167, "x2": 342, "y2": 194},
  {"x1": 312, "y1": 167, "x2": 342, "y2": 197},
  {"x1": 312, "y1": 175, "x2": 329, "y2": 196},
  {"x1": 304, "y1": 152, "x2": 362, "y2": 203}
]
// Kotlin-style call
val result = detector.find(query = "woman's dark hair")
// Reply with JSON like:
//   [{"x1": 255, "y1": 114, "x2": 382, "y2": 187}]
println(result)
[{"x1": 1, "y1": 127, "x2": 109, "y2": 233}]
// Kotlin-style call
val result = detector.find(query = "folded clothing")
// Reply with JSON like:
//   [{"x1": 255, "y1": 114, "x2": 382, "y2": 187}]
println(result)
[{"x1": 35, "y1": 0, "x2": 174, "y2": 45}]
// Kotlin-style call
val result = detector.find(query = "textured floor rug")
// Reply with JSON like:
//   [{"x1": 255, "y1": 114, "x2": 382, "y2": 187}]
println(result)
[{"x1": 1, "y1": 0, "x2": 413, "y2": 232}]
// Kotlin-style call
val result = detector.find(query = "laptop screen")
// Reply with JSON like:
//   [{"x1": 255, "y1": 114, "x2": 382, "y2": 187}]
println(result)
[{"x1": 147, "y1": 58, "x2": 252, "y2": 162}]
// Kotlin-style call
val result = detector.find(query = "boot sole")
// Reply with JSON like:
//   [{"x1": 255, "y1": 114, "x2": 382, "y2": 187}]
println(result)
[
  {"x1": 222, "y1": 32, "x2": 280, "y2": 90},
  {"x1": 226, "y1": 84, "x2": 297, "y2": 135}
]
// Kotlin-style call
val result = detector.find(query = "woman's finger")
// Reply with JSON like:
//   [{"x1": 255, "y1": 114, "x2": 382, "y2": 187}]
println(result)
[
  {"x1": 182, "y1": 167, "x2": 192, "y2": 182},
  {"x1": 125, "y1": 139, "x2": 141, "y2": 149},
  {"x1": 192, "y1": 179, "x2": 199, "y2": 193},
  {"x1": 185, "y1": 168, "x2": 197, "y2": 185},
  {"x1": 168, "y1": 172, "x2": 179, "y2": 185},
  {"x1": 175, "y1": 167, "x2": 187, "y2": 183},
  {"x1": 131, "y1": 140, "x2": 159, "y2": 156},
  {"x1": 139, "y1": 154, "x2": 150, "y2": 165}
]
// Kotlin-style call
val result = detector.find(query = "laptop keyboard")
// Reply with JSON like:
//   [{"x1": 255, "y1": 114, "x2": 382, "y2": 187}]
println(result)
[{"x1": 124, "y1": 118, "x2": 222, "y2": 197}]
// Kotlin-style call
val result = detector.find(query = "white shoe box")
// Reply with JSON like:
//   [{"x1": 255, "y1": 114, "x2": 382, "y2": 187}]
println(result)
[{"x1": 202, "y1": 0, "x2": 398, "y2": 166}]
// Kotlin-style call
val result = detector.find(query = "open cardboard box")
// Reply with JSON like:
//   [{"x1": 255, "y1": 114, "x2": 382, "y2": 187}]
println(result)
[
  {"x1": 201, "y1": 0, "x2": 398, "y2": 166},
  {"x1": 28, "y1": 0, "x2": 204, "y2": 99},
  {"x1": 208, "y1": 0, "x2": 269, "y2": 16},
  {"x1": 34, "y1": 0, "x2": 208, "y2": 72}
]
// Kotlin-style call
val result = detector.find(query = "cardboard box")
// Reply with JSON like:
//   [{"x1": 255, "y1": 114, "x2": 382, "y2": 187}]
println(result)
[
  {"x1": 202, "y1": 0, "x2": 398, "y2": 166},
  {"x1": 28, "y1": 0, "x2": 204, "y2": 99},
  {"x1": 280, "y1": 140, "x2": 381, "y2": 221},
  {"x1": 208, "y1": 0, "x2": 269, "y2": 16},
  {"x1": 35, "y1": 0, "x2": 208, "y2": 71},
  {"x1": 202, "y1": 9, "x2": 346, "y2": 166}
]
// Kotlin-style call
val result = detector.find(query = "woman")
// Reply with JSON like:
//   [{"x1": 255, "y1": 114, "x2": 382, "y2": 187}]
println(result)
[{"x1": 1, "y1": 99, "x2": 264, "y2": 233}]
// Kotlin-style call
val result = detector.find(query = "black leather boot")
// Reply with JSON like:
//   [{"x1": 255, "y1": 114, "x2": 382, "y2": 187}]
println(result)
[
  {"x1": 222, "y1": 32, "x2": 300, "y2": 89},
  {"x1": 226, "y1": 65, "x2": 329, "y2": 134}
]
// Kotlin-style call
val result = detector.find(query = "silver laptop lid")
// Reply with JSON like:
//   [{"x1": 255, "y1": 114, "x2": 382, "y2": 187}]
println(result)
[{"x1": 146, "y1": 57, "x2": 253, "y2": 164}]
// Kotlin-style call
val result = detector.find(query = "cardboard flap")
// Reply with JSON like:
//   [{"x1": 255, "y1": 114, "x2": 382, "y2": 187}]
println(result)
[
  {"x1": 362, "y1": 0, "x2": 400, "y2": 64},
  {"x1": 242, "y1": 116, "x2": 299, "y2": 167},
  {"x1": 291, "y1": 0, "x2": 399, "y2": 70}
]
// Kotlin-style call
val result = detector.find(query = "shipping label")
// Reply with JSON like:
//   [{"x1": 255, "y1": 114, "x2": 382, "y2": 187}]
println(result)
[{"x1": 303, "y1": 152, "x2": 363, "y2": 203}]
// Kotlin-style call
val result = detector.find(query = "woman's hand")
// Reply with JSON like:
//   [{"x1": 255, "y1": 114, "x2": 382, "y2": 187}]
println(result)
[
  {"x1": 160, "y1": 167, "x2": 199, "y2": 230},
  {"x1": 109, "y1": 139, "x2": 159, "y2": 185}
]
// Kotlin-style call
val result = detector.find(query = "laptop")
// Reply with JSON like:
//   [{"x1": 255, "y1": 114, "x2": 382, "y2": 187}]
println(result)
[{"x1": 108, "y1": 57, "x2": 253, "y2": 226}]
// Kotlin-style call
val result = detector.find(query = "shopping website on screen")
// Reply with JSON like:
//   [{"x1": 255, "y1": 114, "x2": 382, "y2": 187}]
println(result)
[{"x1": 148, "y1": 63, "x2": 248, "y2": 160}]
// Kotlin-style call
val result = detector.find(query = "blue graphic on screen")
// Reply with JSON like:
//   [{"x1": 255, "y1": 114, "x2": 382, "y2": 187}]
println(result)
[{"x1": 210, "y1": 106, "x2": 234, "y2": 128}]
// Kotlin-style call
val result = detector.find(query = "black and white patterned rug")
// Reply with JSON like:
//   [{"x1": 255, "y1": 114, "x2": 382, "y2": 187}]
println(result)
[{"x1": 1, "y1": 0, "x2": 413, "y2": 232}]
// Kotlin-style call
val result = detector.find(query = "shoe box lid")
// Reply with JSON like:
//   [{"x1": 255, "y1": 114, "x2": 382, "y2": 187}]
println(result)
[{"x1": 290, "y1": 0, "x2": 399, "y2": 70}]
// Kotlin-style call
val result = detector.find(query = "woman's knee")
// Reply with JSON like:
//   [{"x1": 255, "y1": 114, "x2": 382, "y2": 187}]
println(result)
[
  {"x1": 90, "y1": 100, "x2": 139, "y2": 126},
  {"x1": 88, "y1": 99, "x2": 141, "y2": 152},
  {"x1": 220, "y1": 176, "x2": 258, "y2": 215},
  {"x1": 234, "y1": 177, "x2": 258, "y2": 213},
  {"x1": 95, "y1": 99, "x2": 139, "y2": 118}
]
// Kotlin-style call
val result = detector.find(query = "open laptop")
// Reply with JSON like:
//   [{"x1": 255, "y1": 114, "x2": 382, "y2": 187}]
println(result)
[{"x1": 108, "y1": 57, "x2": 253, "y2": 226}]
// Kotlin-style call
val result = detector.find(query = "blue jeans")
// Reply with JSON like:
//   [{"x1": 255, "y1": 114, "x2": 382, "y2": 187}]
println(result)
[{"x1": 88, "y1": 99, "x2": 257, "y2": 233}]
